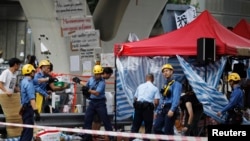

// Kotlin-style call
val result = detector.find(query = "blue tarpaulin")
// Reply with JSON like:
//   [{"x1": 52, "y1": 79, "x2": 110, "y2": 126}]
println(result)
[{"x1": 115, "y1": 55, "x2": 250, "y2": 124}]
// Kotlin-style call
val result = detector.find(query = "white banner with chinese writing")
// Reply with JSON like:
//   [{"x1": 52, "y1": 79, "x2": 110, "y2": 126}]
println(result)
[
  {"x1": 61, "y1": 16, "x2": 94, "y2": 37},
  {"x1": 175, "y1": 6, "x2": 197, "y2": 29},
  {"x1": 54, "y1": 0, "x2": 86, "y2": 19}
]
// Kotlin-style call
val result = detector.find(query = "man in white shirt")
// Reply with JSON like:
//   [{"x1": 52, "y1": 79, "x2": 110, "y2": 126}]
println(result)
[
  {"x1": 0, "y1": 58, "x2": 21, "y2": 95},
  {"x1": 130, "y1": 73, "x2": 160, "y2": 141},
  {"x1": 0, "y1": 57, "x2": 21, "y2": 138}
]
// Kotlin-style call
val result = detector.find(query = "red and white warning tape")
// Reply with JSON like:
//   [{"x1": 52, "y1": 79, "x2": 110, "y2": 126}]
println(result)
[{"x1": 0, "y1": 122, "x2": 208, "y2": 141}]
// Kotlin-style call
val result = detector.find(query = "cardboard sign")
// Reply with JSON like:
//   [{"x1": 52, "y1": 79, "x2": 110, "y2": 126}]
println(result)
[
  {"x1": 71, "y1": 30, "x2": 100, "y2": 50},
  {"x1": 0, "y1": 94, "x2": 22, "y2": 137},
  {"x1": 36, "y1": 130, "x2": 60, "y2": 141},
  {"x1": 61, "y1": 16, "x2": 94, "y2": 37},
  {"x1": 54, "y1": 0, "x2": 86, "y2": 19}
]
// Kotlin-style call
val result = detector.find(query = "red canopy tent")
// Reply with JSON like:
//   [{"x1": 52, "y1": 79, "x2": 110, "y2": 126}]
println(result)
[
  {"x1": 232, "y1": 19, "x2": 250, "y2": 40},
  {"x1": 114, "y1": 10, "x2": 250, "y2": 57}
]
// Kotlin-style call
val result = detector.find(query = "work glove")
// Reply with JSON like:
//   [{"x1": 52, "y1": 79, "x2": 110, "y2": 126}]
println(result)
[
  {"x1": 34, "y1": 109, "x2": 41, "y2": 121},
  {"x1": 81, "y1": 86, "x2": 90, "y2": 98},
  {"x1": 48, "y1": 77, "x2": 58, "y2": 83},
  {"x1": 72, "y1": 77, "x2": 81, "y2": 84}
]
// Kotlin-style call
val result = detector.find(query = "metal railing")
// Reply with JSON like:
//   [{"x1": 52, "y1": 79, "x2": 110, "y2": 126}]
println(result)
[{"x1": 0, "y1": 113, "x2": 132, "y2": 130}]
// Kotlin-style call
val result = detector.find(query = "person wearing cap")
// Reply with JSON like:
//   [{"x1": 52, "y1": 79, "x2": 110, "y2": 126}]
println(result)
[
  {"x1": 19, "y1": 64, "x2": 40, "y2": 141},
  {"x1": 153, "y1": 63, "x2": 182, "y2": 136},
  {"x1": 45, "y1": 62, "x2": 69, "y2": 92},
  {"x1": 33, "y1": 59, "x2": 52, "y2": 113},
  {"x1": 217, "y1": 72, "x2": 244, "y2": 124},
  {"x1": 27, "y1": 55, "x2": 38, "y2": 69},
  {"x1": 44, "y1": 61, "x2": 69, "y2": 113},
  {"x1": 72, "y1": 65, "x2": 113, "y2": 141},
  {"x1": 24, "y1": 54, "x2": 31, "y2": 64}
]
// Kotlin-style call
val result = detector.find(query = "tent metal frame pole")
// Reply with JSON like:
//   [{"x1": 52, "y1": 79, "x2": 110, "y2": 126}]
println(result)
[
  {"x1": 203, "y1": 59, "x2": 207, "y2": 135},
  {"x1": 205, "y1": 62, "x2": 207, "y2": 82},
  {"x1": 114, "y1": 55, "x2": 117, "y2": 131}
]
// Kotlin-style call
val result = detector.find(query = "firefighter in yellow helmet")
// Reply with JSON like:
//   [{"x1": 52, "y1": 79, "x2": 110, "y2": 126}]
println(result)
[
  {"x1": 33, "y1": 59, "x2": 52, "y2": 113},
  {"x1": 153, "y1": 63, "x2": 182, "y2": 135},
  {"x1": 72, "y1": 65, "x2": 113, "y2": 141},
  {"x1": 217, "y1": 72, "x2": 244, "y2": 124},
  {"x1": 19, "y1": 64, "x2": 40, "y2": 141},
  {"x1": 161, "y1": 64, "x2": 174, "y2": 72}
]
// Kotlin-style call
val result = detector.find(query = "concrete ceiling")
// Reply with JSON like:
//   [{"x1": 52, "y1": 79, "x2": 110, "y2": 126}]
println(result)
[{"x1": 0, "y1": 0, "x2": 26, "y2": 21}]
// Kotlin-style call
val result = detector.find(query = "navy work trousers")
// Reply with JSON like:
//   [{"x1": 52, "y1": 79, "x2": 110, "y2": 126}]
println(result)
[
  {"x1": 19, "y1": 106, "x2": 34, "y2": 141},
  {"x1": 84, "y1": 99, "x2": 112, "y2": 131},
  {"x1": 153, "y1": 105, "x2": 178, "y2": 135}
]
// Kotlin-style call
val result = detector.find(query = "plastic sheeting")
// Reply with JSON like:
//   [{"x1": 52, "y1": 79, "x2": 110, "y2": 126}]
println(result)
[
  {"x1": 177, "y1": 55, "x2": 227, "y2": 123},
  {"x1": 115, "y1": 56, "x2": 191, "y2": 120},
  {"x1": 177, "y1": 55, "x2": 250, "y2": 124},
  {"x1": 115, "y1": 55, "x2": 250, "y2": 124}
]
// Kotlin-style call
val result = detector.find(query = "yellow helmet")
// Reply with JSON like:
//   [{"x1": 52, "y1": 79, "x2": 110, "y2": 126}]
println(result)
[
  {"x1": 228, "y1": 73, "x2": 241, "y2": 81},
  {"x1": 22, "y1": 64, "x2": 35, "y2": 75},
  {"x1": 161, "y1": 64, "x2": 173, "y2": 72},
  {"x1": 39, "y1": 60, "x2": 50, "y2": 68},
  {"x1": 93, "y1": 65, "x2": 103, "y2": 74}
]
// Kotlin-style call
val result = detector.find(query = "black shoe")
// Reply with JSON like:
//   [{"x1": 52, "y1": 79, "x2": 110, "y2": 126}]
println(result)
[
  {"x1": 0, "y1": 128, "x2": 7, "y2": 139},
  {"x1": 109, "y1": 136, "x2": 115, "y2": 141},
  {"x1": 81, "y1": 134, "x2": 92, "y2": 141}
]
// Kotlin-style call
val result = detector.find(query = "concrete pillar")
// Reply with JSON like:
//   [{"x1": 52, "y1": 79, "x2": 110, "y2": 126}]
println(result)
[
  {"x1": 100, "y1": 0, "x2": 168, "y2": 53},
  {"x1": 19, "y1": 0, "x2": 70, "y2": 73},
  {"x1": 93, "y1": 0, "x2": 130, "y2": 41}
]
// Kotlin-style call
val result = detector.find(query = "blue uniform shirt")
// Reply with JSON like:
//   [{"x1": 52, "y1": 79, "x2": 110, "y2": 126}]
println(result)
[
  {"x1": 20, "y1": 77, "x2": 36, "y2": 105},
  {"x1": 157, "y1": 79, "x2": 182, "y2": 112},
  {"x1": 221, "y1": 84, "x2": 244, "y2": 114},
  {"x1": 33, "y1": 71, "x2": 48, "y2": 97},
  {"x1": 134, "y1": 81, "x2": 161, "y2": 103},
  {"x1": 86, "y1": 77, "x2": 105, "y2": 99}
]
